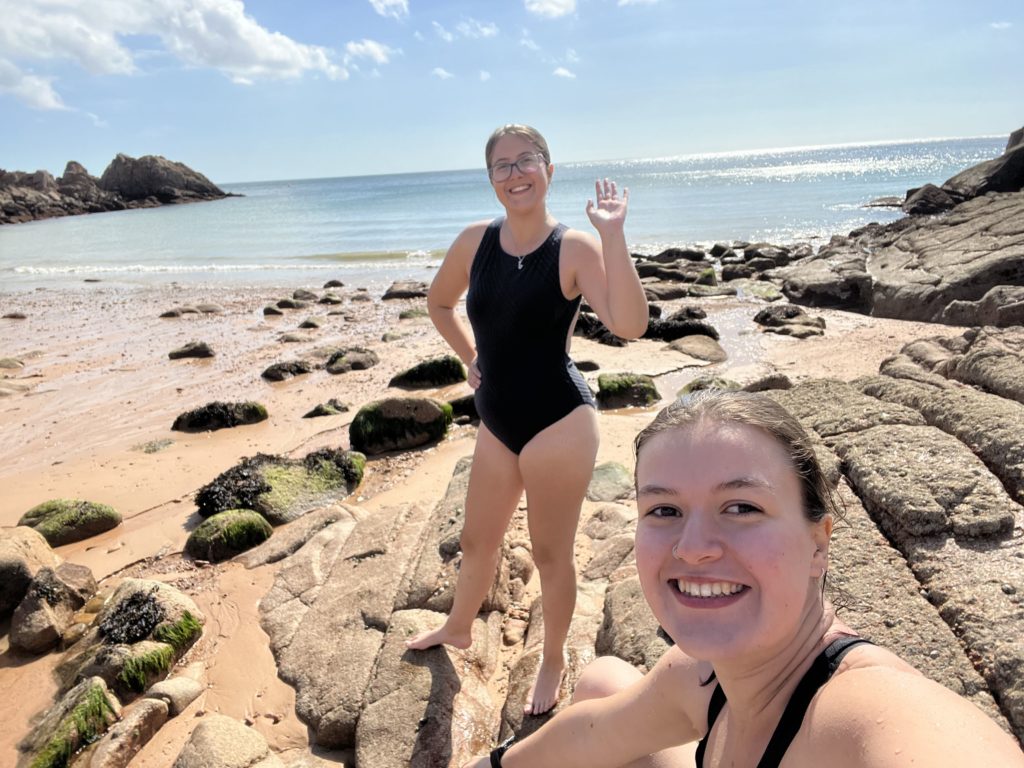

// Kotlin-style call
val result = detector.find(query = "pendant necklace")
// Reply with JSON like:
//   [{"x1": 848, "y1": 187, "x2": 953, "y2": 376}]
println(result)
[{"x1": 516, "y1": 254, "x2": 525, "y2": 270}]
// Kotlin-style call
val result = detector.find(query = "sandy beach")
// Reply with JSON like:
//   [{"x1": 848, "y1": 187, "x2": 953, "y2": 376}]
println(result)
[{"x1": 0, "y1": 279, "x2": 968, "y2": 764}]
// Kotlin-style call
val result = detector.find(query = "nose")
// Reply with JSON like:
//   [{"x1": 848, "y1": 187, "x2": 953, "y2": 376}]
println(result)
[{"x1": 670, "y1": 514, "x2": 723, "y2": 564}]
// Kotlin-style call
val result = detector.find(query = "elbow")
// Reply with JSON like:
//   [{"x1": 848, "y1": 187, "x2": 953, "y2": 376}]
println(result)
[{"x1": 607, "y1": 316, "x2": 648, "y2": 341}]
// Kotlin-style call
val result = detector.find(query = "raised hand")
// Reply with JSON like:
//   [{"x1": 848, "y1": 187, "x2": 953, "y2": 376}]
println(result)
[{"x1": 585, "y1": 177, "x2": 629, "y2": 234}]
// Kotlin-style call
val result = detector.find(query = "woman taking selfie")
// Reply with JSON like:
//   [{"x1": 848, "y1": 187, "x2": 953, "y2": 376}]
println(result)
[{"x1": 469, "y1": 391, "x2": 1023, "y2": 766}]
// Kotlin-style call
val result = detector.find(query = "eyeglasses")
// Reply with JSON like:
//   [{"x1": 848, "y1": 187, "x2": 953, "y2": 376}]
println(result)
[{"x1": 488, "y1": 153, "x2": 545, "y2": 182}]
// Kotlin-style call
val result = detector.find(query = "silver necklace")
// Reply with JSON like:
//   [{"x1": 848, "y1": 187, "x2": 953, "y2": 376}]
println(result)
[{"x1": 516, "y1": 254, "x2": 525, "y2": 270}]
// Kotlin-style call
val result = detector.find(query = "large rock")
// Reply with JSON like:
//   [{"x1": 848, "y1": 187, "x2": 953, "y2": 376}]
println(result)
[
  {"x1": 172, "y1": 714, "x2": 284, "y2": 768},
  {"x1": 596, "y1": 373, "x2": 659, "y2": 409},
  {"x1": 18, "y1": 677, "x2": 121, "y2": 767},
  {"x1": 389, "y1": 355, "x2": 466, "y2": 388},
  {"x1": 11, "y1": 562, "x2": 97, "y2": 653},
  {"x1": 88, "y1": 697, "x2": 169, "y2": 768},
  {"x1": 0, "y1": 526, "x2": 60, "y2": 618},
  {"x1": 194, "y1": 448, "x2": 365, "y2": 523},
  {"x1": 941, "y1": 137, "x2": 1024, "y2": 201},
  {"x1": 171, "y1": 401, "x2": 267, "y2": 432},
  {"x1": 349, "y1": 397, "x2": 453, "y2": 455},
  {"x1": 184, "y1": 509, "x2": 273, "y2": 562},
  {"x1": 18, "y1": 498, "x2": 122, "y2": 546},
  {"x1": 99, "y1": 153, "x2": 225, "y2": 203}
]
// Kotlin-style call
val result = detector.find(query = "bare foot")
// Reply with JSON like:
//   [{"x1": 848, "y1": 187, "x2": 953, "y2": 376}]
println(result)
[
  {"x1": 405, "y1": 623, "x2": 473, "y2": 651},
  {"x1": 523, "y1": 653, "x2": 567, "y2": 715}
]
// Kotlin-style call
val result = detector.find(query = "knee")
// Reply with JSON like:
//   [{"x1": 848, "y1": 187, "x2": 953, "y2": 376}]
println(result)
[
  {"x1": 571, "y1": 656, "x2": 642, "y2": 704},
  {"x1": 530, "y1": 542, "x2": 574, "y2": 575},
  {"x1": 459, "y1": 530, "x2": 503, "y2": 560}
]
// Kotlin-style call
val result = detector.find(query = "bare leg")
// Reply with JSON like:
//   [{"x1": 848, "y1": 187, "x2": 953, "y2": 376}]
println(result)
[
  {"x1": 573, "y1": 657, "x2": 698, "y2": 767},
  {"x1": 406, "y1": 424, "x2": 523, "y2": 650},
  {"x1": 518, "y1": 405, "x2": 600, "y2": 714}
]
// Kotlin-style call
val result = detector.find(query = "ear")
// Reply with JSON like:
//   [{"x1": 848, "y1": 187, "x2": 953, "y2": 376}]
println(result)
[{"x1": 810, "y1": 514, "x2": 833, "y2": 573}]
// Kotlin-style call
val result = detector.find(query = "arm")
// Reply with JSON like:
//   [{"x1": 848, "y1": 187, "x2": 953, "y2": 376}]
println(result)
[
  {"x1": 428, "y1": 223, "x2": 487, "y2": 387},
  {"x1": 464, "y1": 647, "x2": 707, "y2": 768},
  {"x1": 817, "y1": 667, "x2": 1024, "y2": 767},
  {"x1": 569, "y1": 179, "x2": 648, "y2": 340}
]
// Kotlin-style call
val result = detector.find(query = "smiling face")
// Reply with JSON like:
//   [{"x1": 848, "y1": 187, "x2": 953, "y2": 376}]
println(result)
[
  {"x1": 634, "y1": 419, "x2": 832, "y2": 664},
  {"x1": 487, "y1": 133, "x2": 553, "y2": 213}
]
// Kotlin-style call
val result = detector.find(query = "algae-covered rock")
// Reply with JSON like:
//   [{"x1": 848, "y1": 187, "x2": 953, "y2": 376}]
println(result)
[
  {"x1": 349, "y1": 397, "x2": 453, "y2": 455},
  {"x1": 18, "y1": 677, "x2": 121, "y2": 768},
  {"x1": 678, "y1": 375, "x2": 741, "y2": 395},
  {"x1": 0, "y1": 526, "x2": 61, "y2": 618},
  {"x1": 389, "y1": 355, "x2": 466, "y2": 389},
  {"x1": 185, "y1": 509, "x2": 273, "y2": 562},
  {"x1": 19, "y1": 499, "x2": 122, "y2": 546},
  {"x1": 262, "y1": 360, "x2": 313, "y2": 381},
  {"x1": 194, "y1": 448, "x2": 366, "y2": 523},
  {"x1": 303, "y1": 398, "x2": 350, "y2": 418},
  {"x1": 643, "y1": 317, "x2": 720, "y2": 342},
  {"x1": 171, "y1": 401, "x2": 268, "y2": 432},
  {"x1": 596, "y1": 373, "x2": 659, "y2": 409},
  {"x1": 399, "y1": 306, "x2": 429, "y2": 320},
  {"x1": 325, "y1": 347, "x2": 379, "y2": 374},
  {"x1": 168, "y1": 341, "x2": 214, "y2": 359}
]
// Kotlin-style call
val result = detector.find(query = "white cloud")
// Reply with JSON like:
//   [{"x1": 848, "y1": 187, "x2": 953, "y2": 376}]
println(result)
[
  {"x1": 369, "y1": 0, "x2": 409, "y2": 20},
  {"x1": 525, "y1": 0, "x2": 575, "y2": 19},
  {"x1": 344, "y1": 39, "x2": 397, "y2": 66},
  {"x1": 0, "y1": 58, "x2": 68, "y2": 110},
  {"x1": 519, "y1": 29, "x2": 540, "y2": 51},
  {"x1": 479, "y1": 70, "x2": 491, "y2": 81},
  {"x1": 0, "y1": 0, "x2": 348, "y2": 111},
  {"x1": 565, "y1": 48, "x2": 579, "y2": 63},
  {"x1": 433, "y1": 21, "x2": 455, "y2": 42},
  {"x1": 456, "y1": 18, "x2": 498, "y2": 39},
  {"x1": 432, "y1": 67, "x2": 454, "y2": 79},
  {"x1": 553, "y1": 66, "x2": 575, "y2": 79},
  {"x1": 990, "y1": 21, "x2": 1012, "y2": 30}
]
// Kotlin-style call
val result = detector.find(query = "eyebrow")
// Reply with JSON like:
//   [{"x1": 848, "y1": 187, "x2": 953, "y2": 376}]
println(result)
[
  {"x1": 491, "y1": 151, "x2": 539, "y2": 164},
  {"x1": 637, "y1": 476, "x2": 774, "y2": 497}
]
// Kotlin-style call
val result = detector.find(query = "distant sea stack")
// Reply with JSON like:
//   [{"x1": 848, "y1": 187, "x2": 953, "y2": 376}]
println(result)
[{"x1": 0, "y1": 154, "x2": 233, "y2": 225}]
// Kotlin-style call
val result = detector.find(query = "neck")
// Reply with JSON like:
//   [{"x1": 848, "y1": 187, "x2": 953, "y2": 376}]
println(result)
[
  {"x1": 502, "y1": 210, "x2": 555, "y2": 254},
  {"x1": 710, "y1": 602, "x2": 844, "y2": 730}
]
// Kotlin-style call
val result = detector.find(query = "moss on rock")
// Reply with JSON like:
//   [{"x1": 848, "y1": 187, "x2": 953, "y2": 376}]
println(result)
[
  {"x1": 389, "y1": 355, "x2": 466, "y2": 388},
  {"x1": 678, "y1": 375, "x2": 741, "y2": 396},
  {"x1": 349, "y1": 397, "x2": 453, "y2": 455},
  {"x1": 19, "y1": 499, "x2": 122, "y2": 546},
  {"x1": 596, "y1": 373, "x2": 659, "y2": 409},
  {"x1": 153, "y1": 610, "x2": 203, "y2": 653},
  {"x1": 27, "y1": 680, "x2": 119, "y2": 768},
  {"x1": 116, "y1": 643, "x2": 175, "y2": 692},
  {"x1": 185, "y1": 509, "x2": 273, "y2": 561}
]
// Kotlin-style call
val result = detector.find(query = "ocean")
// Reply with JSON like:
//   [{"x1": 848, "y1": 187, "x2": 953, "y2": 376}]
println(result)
[{"x1": 0, "y1": 136, "x2": 1004, "y2": 294}]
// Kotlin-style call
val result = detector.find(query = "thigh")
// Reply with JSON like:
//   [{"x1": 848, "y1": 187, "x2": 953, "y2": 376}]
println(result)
[
  {"x1": 461, "y1": 421, "x2": 526, "y2": 549},
  {"x1": 519, "y1": 405, "x2": 600, "y2": 553}
]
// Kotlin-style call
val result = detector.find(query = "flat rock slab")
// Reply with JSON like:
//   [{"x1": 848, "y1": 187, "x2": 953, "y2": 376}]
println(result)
[{"x1": 172, "y1": 714, "x2": 284, "y2": 768}]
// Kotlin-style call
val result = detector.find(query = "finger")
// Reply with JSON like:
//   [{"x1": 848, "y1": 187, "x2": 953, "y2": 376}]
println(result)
[
  {"x1": 609, "y1": 180, "x2": 618, "y2": 199},
  {"x1": 603, "y1": 177, "x2": 611, "y2": 198},
  {"x1": 586, "y1": 199, "x2": 595, "y2": 214},
  {"x1": 593, "y1": 179, "x2": 602, "y2": 199},
  {"x1": 622, "y1": 187, "x2": 630, "y2": 205}
]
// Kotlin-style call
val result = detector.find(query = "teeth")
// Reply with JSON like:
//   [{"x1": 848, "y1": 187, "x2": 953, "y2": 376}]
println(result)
[{"x1": 675, "y1": 580, "x2": 744, "y2": 598}]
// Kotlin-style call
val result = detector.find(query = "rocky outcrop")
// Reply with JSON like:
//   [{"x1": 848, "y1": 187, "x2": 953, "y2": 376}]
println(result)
[
  {"x1": 0, "y1": 155, "x2": 228, "y2": 225},
  {"x1": 773, "y1": 128, "x2": 1024, "y2": 326},
  {"x1": 0, "y1": 526, "x2": 62, "y2": 618},
  {"x1": 11, "y1": 563, "x2": 97, "y2": 653}
]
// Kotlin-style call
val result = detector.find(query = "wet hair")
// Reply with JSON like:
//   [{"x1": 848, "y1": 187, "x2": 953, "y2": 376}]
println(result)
[
  {"x1": 633, "y1": 390, "x2": 841, "y2": 525},
  {"x1": 484, "y1": 124, "x2": 552, "y2": 169}
]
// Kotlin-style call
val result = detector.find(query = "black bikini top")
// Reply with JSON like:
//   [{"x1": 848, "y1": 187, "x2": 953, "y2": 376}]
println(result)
[{"x1": 694, "y1": 636, "x2": 873, "y2": 768}]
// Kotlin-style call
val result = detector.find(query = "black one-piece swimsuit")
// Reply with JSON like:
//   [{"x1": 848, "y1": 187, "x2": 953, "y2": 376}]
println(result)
[{"x1": 466, "y1": 218, "x2": 595, "y2": 455}]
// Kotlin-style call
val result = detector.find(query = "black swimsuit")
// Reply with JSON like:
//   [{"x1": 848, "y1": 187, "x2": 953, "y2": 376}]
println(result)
[
  {"x1": 466, "y1": 218, "x2": 595, "y2": 455},
  {"x1": 694, "y1": 636, "x2": 873, "y2": 768}
]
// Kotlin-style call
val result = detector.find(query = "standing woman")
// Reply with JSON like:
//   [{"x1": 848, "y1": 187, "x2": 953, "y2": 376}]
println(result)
[{"x1": 405, "y1": 124, "x2": 648, "y2": 715}]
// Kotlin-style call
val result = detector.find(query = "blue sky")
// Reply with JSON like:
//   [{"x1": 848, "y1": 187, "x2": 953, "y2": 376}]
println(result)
[{"x1": 1, "y1": 0, "x2": 1020, "y2": 183}]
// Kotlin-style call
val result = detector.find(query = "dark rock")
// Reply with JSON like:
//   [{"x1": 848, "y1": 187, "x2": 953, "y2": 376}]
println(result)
[
  {"x1": 298, "y1": 317, "x2": 322, "y2": 329},
  {"x1": 382, "y1": 280, "x2": 429, "y2": 300},
  {"x1": 678, "y1": 375, "x2": 740, "y2": 395},
  {"x1": 303, "y1": 398, "x2": 350, "y2": 418},
  {"x1": 276, "y1": 298, "x2": 309, "y2": 310},
  {"x1": 389, "y1": 355, "x2": 467, "y2": 388},
  {"x1": 448, "y1": 394, "x2": 478, "y2": 422},
  {"x1": 903, "y1": 183, "x2": 957, "y2": 214},
  {"x1": 722, "y1": 263, "x2": 754, "y2": 281},
  {"x1": 743, "y1": 373, "x2": 793, "y2": 392},
  {"x1": 3, "y1": 312, "x2": 28, "y2": 319},
  {"x1": 262, "y1": 360, "x2": 313, "y2": 381},
  {"x1": 263, "y1": 305, "x2": 284, "y2": 316},
  {"x1": 643, "y1": 317, "x2": 719, "y2": 342},
  {"x1": 650, "y1": 246, "x2": 706, "y2": 262},
  {"x1": 665, "y1": 306, "x2": 707, "y2": 321},
  {"x1": 753, "y1": 304, "x2": 826, "y2": 337},
  {"x1": 325, "y1": 347, "x2": 379, "y2": 374},
  {"x1": 574, "y1": 311, "x2": 627, "y2": 346},
  {"x1": 596, "y1": 373, "x2": 659, "y2": 409},
  {"x1": 293, "y1": 289, "x2": 319, "y2": 302},
  {"x1": 11, "y1": 563, "x2": 96, "y2": 653},
  {"x1": 0, "y1": 527, "x2": 60, "y2": 619},
  {"x1": 941, "y1": 139, "x2": 1024, "y2": 200},
  {"x1": 324, "y1": 279, "x2": 345, "y2": 288},
  {"x1": 168, "y1": 341, "x2": 214, "y2": 360},
  {"x1": 575, "y1": 360, "x2": 600, "y2": 372},
  {"x1": 349, "y1": 397, "x2": 453, "y2": 455},
  {"x1": 171, "y1": 401, "x2": 268, "y2": 431},
  {"x1": 864, "y1": 196, "x2": 903, "y2": 208},
  {"x1": 98, "y1": 153, "x2": 225, "y2": 203},
  {"x1": 319, "y1": 293, "x2": 344, "y2": 305}
]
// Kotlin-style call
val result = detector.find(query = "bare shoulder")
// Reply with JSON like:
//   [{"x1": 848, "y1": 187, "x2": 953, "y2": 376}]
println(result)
[
  {"x1": 808, "y1": 658, "x2": 1024, "y2": 766},
  {"x1": 448, "y1": 219, "x2": 492, "y2": 262},
  {"x1": 641, "y1": 645, "x2": 716, "y2": 738},
  {"x1": 559, "y1": 227, "x2": 601, "y2": 262}
]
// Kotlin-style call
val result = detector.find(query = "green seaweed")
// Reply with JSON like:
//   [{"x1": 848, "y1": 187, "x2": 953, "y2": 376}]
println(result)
[
  {"x1": 117, "y1": 644, "x2": 175, "y2": 693},
  {"x1": 19, "y1": 499, "x2": 121, "y2": 546},
  {"x1": 186, "y1": 509, "x2": 273, "y2": 561},
  {"x1": 29, "y1": 684, "x2": 118, "y2": 768},
  {"x1": 388, "y1": 355, "x2": 466, "y2": 388},
  {"x1": 153, "y1": 611, "x2": 203, "y2": 653},
  {"x1": 349, "y1": 400, "x2": 453, "y2": 454}
]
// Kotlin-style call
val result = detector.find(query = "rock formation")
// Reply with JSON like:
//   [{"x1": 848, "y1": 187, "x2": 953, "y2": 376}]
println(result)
[{"x1": 0, "y1": 154, "x2": 229, "y2": 225}]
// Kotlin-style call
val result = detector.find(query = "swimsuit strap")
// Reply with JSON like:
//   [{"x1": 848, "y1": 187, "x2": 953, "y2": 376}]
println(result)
[{"x1": 694, "y1": 636, "x2": 874, "y2": 768}]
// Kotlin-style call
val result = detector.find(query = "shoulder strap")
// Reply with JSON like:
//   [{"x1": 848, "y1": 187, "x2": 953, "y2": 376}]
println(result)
[
  {"x1": 757, "y1": 637, "x2": 873, "y2": 767},
  {"x1": 694, "y1": 683, "x2": 726, "y2": 767}
]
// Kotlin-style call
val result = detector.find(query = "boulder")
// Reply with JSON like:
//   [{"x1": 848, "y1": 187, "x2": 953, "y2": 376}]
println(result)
[
  {"x1": 303, "y1": 398, "x2": 350, "y2": 418},
  {"x1": 753, "y1": 304, "x2": 825, "y2": 338},
  {"x1": 88, "y1": 697, "x2": 169, "y2": 768},
  {"x1": 262, "y1": 360, "x2": 314, "y2": 381},
  {"x1": 586, "y1": 462, "x2": 634, "y2": 503},
  {"x1": 596, "y1": 373, "x2": 659, "y2": 409},
  {"x1": 666, "y1": 334, "x2": 727, "y2": 363},
  {"x1": 902, "y1": 183, "x2": 957, "y2": 214},
  {"x1": 643, "y1": 317, "x2": 719, "y2": 342},
  {"x1": 381, "y1": 281, "x2": 429, "y2": 300},
  {"x1": 172, "y1": 714, "x2": 284, "y2": 768},
  {"x1": 349, "y1": 397, "x2": 453, "y2": 455},
  {"x1": 941, "y1": 138, "x2": 1024, "y2": 201},
  {"x1": 171, "y1": 401, "x2": 267, "y2": 431},
  {"x1": 194, "y1": 448, "x2": 365, "y2": 523},
  {"x1": 325, "y1": 347, "x2": 379, "y2": 374},
  {"x1": 0, "y1": 526, "x2": 61, "y2": 618},
  {"x1": 18, "y1": 499, "x2": 122, "y2": 546},
  {"x1": 168, "y1": 341, "x2": 214, "y2": 359},
  {"x1": 389, "y1": 355, "x2": 466, "y2": 388},
  {"x1": 145, "y1": 676, "x2": 205, "y2": 717},
  {"x1": 17, "y1": 677, "x2": 121, "y2": 767},
  {"x1": 678, "y1": 375, "x2": 740, "y2": 395},
  {"x1": 185, "y1": 509, "x2": 274, "y2": 562},
  {"x1": 11, "y1": 562, "x2": 96, "y2": 653}
]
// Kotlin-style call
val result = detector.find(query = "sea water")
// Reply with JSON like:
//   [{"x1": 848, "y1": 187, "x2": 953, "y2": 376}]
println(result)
[{"x1": 0, "y1": 136, "x2": 1004, "y2": 294}]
